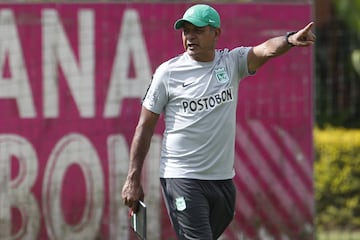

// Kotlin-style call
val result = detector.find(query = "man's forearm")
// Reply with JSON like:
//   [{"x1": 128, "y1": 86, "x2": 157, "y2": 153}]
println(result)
[
  {"x1": 248, "y1": 22, "x2": 316, "y2": 74},
  {"x1": 259, "y1": 35, "x2": 293, "y2": 58},
  {"x1": 126, "y1": 125, "x2": 153, "y2": 181},
  {"x1": 122, "y1": 109, "x2": 158, "y2": 210},
  {"x1": 248, "y1": 35, "x2": 292, "y2": 72}
]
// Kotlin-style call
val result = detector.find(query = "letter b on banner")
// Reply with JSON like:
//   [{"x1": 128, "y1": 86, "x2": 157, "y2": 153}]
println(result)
[{"x1": 0, "y1": 135, "x2": 40, "y2": 239}]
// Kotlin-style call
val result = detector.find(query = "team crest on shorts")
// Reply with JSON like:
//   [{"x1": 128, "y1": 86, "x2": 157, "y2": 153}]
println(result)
[
  {"x1": 215, "y1": 67, "x2": 229, "y2": 83},
  {"x1": 175, "y1": 196, "x2": 186, "y2": 211}
]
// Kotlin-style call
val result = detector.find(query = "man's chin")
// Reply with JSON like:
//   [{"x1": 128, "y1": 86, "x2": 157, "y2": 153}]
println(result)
[{"x1": 187, "y1": 49, "x2": 197, "y2": 57}]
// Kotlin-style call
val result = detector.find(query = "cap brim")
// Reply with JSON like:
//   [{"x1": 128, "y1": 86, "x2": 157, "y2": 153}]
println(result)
[
  {"x1": 174, "y1": 18, "x2": 208, "y2": 30},
  {"x1": 174, "y1": 19, "x2": 186, "y2": 29}
]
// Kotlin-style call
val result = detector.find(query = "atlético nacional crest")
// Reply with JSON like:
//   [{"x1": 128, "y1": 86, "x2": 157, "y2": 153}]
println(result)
[{"x1": 214, "y1": 67, "x2": 229, "y2": 83}]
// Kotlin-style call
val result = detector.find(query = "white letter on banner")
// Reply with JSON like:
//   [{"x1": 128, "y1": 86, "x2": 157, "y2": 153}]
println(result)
[
  {"x1": 104, "y1": 9, "x2": 151, "y2": 117},
  {"x1": 107, "y1": 135, "x2": 130, "y2": 240},
  {"x1": 0, "y1": 10, "x2": 36, "y2": 118},
  {"x1": 0, "y1": 135, "x2": 40, "y2": 239},
  {"x1": 42, "y1": 10, "x2": 94, "y2": 117},
  {"x1": 107, "y1": 134, "x2": 162, "y2": 240},
  {"x1": 42, "y1": 133, "x2": 104, "y2": 239}
]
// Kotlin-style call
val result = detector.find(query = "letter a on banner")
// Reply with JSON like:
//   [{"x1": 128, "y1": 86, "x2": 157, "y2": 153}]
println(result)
[{"x1": 104, "y1": 9, "x2": 151, "y2": 117}]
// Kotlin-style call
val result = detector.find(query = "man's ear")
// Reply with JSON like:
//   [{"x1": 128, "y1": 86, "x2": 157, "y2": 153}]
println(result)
[{"x1": 215, "y1": 28, "x2": 221, "y2": 40}]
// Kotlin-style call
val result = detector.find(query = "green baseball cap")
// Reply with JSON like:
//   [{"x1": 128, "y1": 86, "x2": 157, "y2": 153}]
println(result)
[{"x1": 174, "y1": 4, "x2": 221, "y2": 30}]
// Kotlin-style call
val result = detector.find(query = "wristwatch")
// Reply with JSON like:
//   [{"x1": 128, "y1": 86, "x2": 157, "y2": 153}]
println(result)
[{"x1": 286, "y1": 31, "x2": 297, "y2": 47}]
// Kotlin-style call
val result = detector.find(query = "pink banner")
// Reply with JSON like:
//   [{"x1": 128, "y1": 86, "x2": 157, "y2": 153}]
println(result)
[{"x1": 0, "y1": 3, "x2": 313, "y2": 239}]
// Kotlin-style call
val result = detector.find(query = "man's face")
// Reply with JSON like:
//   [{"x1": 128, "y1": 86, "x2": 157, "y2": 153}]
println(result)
[{"x1": 181, "y1": 22, "x2": 221, "y2": 62}]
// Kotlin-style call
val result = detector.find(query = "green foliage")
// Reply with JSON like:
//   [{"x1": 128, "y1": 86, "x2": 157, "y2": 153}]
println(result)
[
  {"x1": 314, "y1": 128, "x2": 360, "y2": 230},
  {"x1": 334, "y1": 0, "x2": 360, "y2": 77},
  {"x1": 333, "y1": 0, "x2": 360, "y2": 39},
  {"x1": 317, "y1": 230, "x2": 360, "y2": 240},
  {"x1": 315, "y1": 1, "x2": 360, "y2": 127}
]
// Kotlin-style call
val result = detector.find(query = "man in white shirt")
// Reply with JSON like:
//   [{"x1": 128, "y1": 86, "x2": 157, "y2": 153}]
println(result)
[{"x1": 122, "y1": 4, "x2": 315, "y2": 239}]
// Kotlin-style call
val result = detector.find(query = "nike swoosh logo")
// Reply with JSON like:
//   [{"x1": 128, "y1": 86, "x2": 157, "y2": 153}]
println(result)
[{"x1": 183, "y1": 82, "x2": 194, "y2": 87}]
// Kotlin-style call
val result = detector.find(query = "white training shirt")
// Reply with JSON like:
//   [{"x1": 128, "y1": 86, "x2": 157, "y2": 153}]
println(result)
[{"x1": 143, "y1": 47, "x2": 252, "y2": 180}]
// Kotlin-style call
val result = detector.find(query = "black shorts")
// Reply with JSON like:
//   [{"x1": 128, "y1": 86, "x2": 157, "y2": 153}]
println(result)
[{"x1": 160, "y1": 178, "x2": 236, "y2": 240}]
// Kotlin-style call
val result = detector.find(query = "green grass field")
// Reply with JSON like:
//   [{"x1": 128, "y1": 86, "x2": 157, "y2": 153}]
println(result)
[{"x1": 316, "y1": 231, "x2": 360, "y2": 240}]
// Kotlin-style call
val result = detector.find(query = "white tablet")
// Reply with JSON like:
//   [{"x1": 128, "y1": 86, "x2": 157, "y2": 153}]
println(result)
[{"x1": 130, "y1": 201, "x2": 147, "y2": 240}]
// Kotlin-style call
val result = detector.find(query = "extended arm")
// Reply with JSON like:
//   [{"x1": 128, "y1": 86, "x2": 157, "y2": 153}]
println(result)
[
  {"x1": 247, "y1": 22, "x2": 316, "y2": 73},
  {"x1": 121, "y1": 107, "x2": 160, "y2": 211}
]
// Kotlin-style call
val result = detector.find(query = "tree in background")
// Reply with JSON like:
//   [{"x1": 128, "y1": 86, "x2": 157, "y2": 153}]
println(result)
[
  {"x1": 315, "y1": 0, "x2": 360, "y2": 128},
  {"x1": 333, "y1": 0, "x2": 360, "y2": 77}
]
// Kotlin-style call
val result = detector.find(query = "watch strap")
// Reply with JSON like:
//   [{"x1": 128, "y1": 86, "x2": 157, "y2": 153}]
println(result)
[{"x1": 286, "y1": 31, "x2": 297, "y2": 47}]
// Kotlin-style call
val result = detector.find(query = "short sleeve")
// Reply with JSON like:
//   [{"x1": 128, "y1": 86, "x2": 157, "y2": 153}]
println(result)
[
  {"x1": 142, "y1": 64, "x2": 169, "y2": 114},
  {"x1": 229, "y1": 47, "x2": 253, "y2": 79}
]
